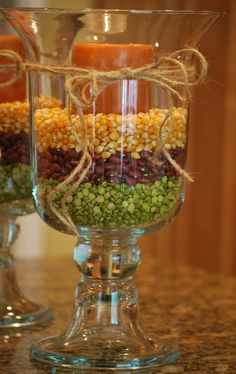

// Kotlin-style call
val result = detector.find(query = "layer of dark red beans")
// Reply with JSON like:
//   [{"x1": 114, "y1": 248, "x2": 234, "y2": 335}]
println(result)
[
  {"x1": 0, "y1": 131, "x2": 29, "y2": 165},
  {"x1": 38, "y1": 147, "x2": 186, "y2": 185}
]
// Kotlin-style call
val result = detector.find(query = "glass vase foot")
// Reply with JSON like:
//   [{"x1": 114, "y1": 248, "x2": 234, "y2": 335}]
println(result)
[
  {"x1": 0, "y1": 218, "x2": 53, "y2": 328},
  {"x1": 31, "y1": 335, "x2": 179, "y2": 370},
  {"x1": 0, "y1": 303, "x2": 53, "y2": 328}
]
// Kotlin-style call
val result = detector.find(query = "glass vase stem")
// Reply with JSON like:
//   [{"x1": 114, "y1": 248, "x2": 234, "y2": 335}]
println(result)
[{"x1": 31, "y1": 236, "x2": 179, "y2": 369}]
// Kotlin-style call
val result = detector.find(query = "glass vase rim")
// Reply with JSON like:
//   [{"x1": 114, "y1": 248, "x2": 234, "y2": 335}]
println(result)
[{"x1": 0, "y1": 7, "x2": 223, "y2": 17}]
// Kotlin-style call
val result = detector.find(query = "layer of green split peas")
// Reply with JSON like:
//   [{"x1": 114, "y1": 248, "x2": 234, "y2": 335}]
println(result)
[
  {"x1": 57, "y1": 176, "x2": 183, "y2": 227},
  {"x1": 0, "y1": 164, "x2": 31, "y2": 203}
]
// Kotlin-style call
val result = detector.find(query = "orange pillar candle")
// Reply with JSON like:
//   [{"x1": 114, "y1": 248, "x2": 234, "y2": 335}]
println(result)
[
  {"x1": 0, "y1": 35, "x2": 26, "y2": 102},
  {"x1": 72, "y1": 43, "x2": 153, "y2": 113}
]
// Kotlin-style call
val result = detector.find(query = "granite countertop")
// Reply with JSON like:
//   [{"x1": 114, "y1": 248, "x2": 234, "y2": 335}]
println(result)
[{"x1": 0, "y1": 255, "x2": 235, "y2": 374}]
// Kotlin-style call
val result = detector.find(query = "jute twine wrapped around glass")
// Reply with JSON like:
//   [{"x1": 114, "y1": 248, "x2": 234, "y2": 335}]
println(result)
[{"x1": 0, "y1": 48, "x2": 207, "y2": 234}]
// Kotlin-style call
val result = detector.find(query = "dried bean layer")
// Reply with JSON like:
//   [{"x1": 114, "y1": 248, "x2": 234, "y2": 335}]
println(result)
[
  {"x1": 0, "y1": 98, "x2": 61, "y2": 205},
  {"x1": 38, "y1": 147, "x2": 185, "y2": 185},
  {"x1": 0, "y1": 130, "x2": 29, "y2": 165},
  {"x1": 0, "y1": 131, "x2": 30, "y2": 203}
]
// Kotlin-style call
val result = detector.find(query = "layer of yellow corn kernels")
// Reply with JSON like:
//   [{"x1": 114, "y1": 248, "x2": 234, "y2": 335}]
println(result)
[
  {"x1": 0, "y1": 101, "x2": 29, "y2": 133},
  {"x1": 0, "y1": 96, "x2": 61, "y2": 134},
  {"x1": 36, "y1": 107, "x2": 187, "y2": 159}
]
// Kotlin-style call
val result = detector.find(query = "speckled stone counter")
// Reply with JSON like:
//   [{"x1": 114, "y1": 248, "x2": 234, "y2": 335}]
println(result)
[{"x1": 0, "y1": 255, "x2": 235, "y2": 374}]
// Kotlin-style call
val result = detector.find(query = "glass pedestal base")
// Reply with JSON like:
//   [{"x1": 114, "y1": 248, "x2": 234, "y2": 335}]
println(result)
[
  {"x1": 30, "y1": 236, "x2": 179, "y2": 371},
  {"x1": 0, "y1": 303, "x2": 52, "y2": 328},
  {"x1": 0, "y1": 218, "x2": 53, "y2": 328},
  {"x1": 31, "y1": 333, "x2": 179, "y2": 370},
  {"x1": 30, "y1": 237, "x2": 179, "y2": 370}
]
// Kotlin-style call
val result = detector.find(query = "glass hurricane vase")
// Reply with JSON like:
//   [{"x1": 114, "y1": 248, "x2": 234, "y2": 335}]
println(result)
[
  {"x1": 3, "y1": 8, "x2": 221, "y2": 370},
  {"x1": 0, "y1": 16, "x2": 53, "y2": 327}
]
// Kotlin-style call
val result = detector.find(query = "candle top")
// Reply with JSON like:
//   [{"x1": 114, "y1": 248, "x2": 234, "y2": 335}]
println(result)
[
  {"x1": 0, "y1": 34, "x2": 26, "y2": 102},
  {"x1": 72, "y1": 43, "x2": 153, "y2": 70},
  {"x1": 0, "y1": 34, "x2": 25, "y2": 52},
  {"x1": 71, "y1": 43, "x2": 154, "y2": 113}
]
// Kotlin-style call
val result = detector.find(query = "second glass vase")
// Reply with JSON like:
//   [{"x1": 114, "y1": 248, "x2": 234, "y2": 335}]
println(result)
[{"x1": 0, "y1": 15, "x2": 53, "y2": 328}]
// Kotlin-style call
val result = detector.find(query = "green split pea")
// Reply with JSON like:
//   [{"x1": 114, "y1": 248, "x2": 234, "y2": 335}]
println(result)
[
  {"x1": 0, "y1": 164, "x2": 31, "y2": 204},
  {"x1": 39, "y1": 176, "x2": 183, "y2": 228}
]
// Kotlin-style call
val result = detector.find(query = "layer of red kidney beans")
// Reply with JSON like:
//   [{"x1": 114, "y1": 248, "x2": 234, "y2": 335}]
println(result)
[
  {"x1": 38, "y1": 147, "x2": 186, "y2": 185},
  {"x1": 0, "y1": 130, "x2": 30, "y2": 165}
]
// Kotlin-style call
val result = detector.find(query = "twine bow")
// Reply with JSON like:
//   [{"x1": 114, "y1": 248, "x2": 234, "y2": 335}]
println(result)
[{"x1": 0, "y1": 48, "x2": 208, "y2": 233}]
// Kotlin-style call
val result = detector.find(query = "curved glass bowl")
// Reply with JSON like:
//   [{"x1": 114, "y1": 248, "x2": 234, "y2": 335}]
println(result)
[{"x1": 2, "y1": 7, "x2": 222, "y2": 370}]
